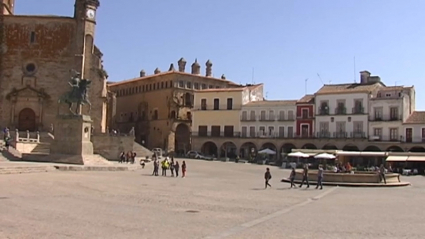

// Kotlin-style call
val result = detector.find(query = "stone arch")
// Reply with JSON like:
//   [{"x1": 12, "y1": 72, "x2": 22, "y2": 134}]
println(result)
[
  {"x1": 301, "y1": 143, "x2": 317, "y2": 149},
  {"x1": 240, "y1": 142, "x2": 256, "y2": 159},
  {"x1": 322, "y1": 144, "x2": 338, "y2": 150},
  {"x1": 281, "y1": 143, "x2": 296, "y2": 153},
  {"x1": 260, "y1": 142, "x2": 277, "y2": 160},
  {"x1": 201, "y1": 141, "x2": 218, "y2": 156},
  {"x1": 408, "y1": 146, "x2": 425, "y2": 152},
  {"x1": 18, "y1": 108, "x2": 36, "y2": 131},
  {"x1": 363, "y1": 145, "x2": 381, "y2": 151},
  {"x1": 175, "y1": 123, "x2": 191, "y2": 155},
  {"x1": 342, "y1": 144, "x2": 360, "y2": 151},
  {"x1": 386, "y1": 145, "x2": 404, "y2": 152},
  {"x1": 220, "y1": 141, "x2": 237, "y2": 158}
]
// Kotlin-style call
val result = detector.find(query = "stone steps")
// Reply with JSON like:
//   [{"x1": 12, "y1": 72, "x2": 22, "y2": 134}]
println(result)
[
  {"x1": 133, "y1": 141, "x2": 153, "y2": 157},
  {"x1": 0, "y1": 166, "x2": 54, "y2": 175}
]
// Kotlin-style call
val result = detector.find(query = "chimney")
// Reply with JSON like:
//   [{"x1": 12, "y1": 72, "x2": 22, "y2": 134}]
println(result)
[
  {"x1": 205, "y1": 59, "x2": 213, "y2": 77},
  {"x1": 191, "y1": 59, "x2": 200, "y2": 75},
  {"x1": 139, "y1": 69, "x2": 146, "y2": 77},
  {"x1": 178, "y1": 57, "x2": 186, "y2": 72},
  {"x1": 168, "y1": 63, "x2": 175, "y2": 71},
  {"x1": 154, "y1": 68, "x2": 161, "y2": 74},
  {"x1": 360, "y1": 71, "x2": 371, "y2": 84},
  {"x1": 221, "y1": 74, "x2": 226, "y2": 80}
]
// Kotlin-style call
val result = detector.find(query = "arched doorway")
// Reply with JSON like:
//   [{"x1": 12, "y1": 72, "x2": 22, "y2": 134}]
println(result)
[
  {"x1": 322, "y1": 144, "x2": 337, "y2": 150},
  {"x1": 363, "y1": 145, "x2": 381, "y2": 152},
  {"x1": 342, "y1": 144, "x2": 360, "y2": 151},
  {"x1": 301, "y1": 143, "x2": 317, "y2": 149},
  {"x1": 220, "y1": 141, "x2": 237, "y2": 158},
  {"x1": 260, "y1": 142, "x2": 277, "y2": 161},
  {"x1": 18, "y1": 108, "x2": 36, "y2": 131},
  {"x1": 281, "y1": 143, "x2": 296, "y2": 154},
  {"x1": 201, "y1": 142, "x2": 217, "y2": 156},
  {"x1": 240, "y1": 142, "x2": 256, "y2": 160},
  {"x1": 409, "y1": 146, "x2": 425, "y2": 152},
  {"x1": 386, "y1": 145, "x2": 404, "y2": 152},
  {"x1": 175, "y1": 124, "x2": 190, "y2": 155}
]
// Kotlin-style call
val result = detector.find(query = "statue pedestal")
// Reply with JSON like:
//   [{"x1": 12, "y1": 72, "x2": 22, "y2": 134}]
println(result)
[{"x1": 50, "y1": 115, "x2": 94, "y2": 164}]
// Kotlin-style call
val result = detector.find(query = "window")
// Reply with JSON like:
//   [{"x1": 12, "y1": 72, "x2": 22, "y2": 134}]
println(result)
[
  {"x1": 201, "y1": 99, "x2": 207, "y2": 110},
  {"x1": 279, "y1": 111, "x2": 284, "y2": 120},
  {"x1": 209, "y1": 85, "x2": 214, "y2": 89},
  {"x1": 213, "y1": 99, "x2": 219, "y2": 110},
  {"x1": 288, "y1": 111, "x2": 294, "y2": 120},
  {"x1": 227, "y1": 98, "x2": 233, "y2": 110},
  {"x1": 260, "y1": 110, "x2": 266, "y2": 120},
  {"x1": 30, "y1": 31, "x2": 36, "y2": 43},
  {"x1": 184, "y1": 93, "x2": 193, "y2": 107},
  {"x1": 319, "y1": 122, "x2": 329, "y2": 137},
  {"x1": 374, "y1": 107, "x2": 383, "y2": 120},
  {"x1": 386, "y1": 93, "x2": 391, "y2": 97},
  {"x1": 268, "y1": 126, "x2": 274, "y2": 136},
  {"x1": 198, "y1": 126, "x2": 208, "y2": 136},
  {"x1": 279, "y1": 127, "x2": 285, "y2": 138},
  {"x1": 186, "y1": 82, "x2": 192, "y2": 89},
  {"x1": 287, "y1": 126, "x2": 294, "y2": 138},
  {"x1": 178, "y1": 81, "x2": 184, "y2": 88},
  {"x1": 353, "y1": 121, "x2": 363, "y2": 133},
  {"x1": 194, "y1": 83, "x2": 200, "y2": 89},
  {"x1": 152, "y1": 109, "x2": 158, "y2": 120},
  {"x1": 269, "y1": 110, "x2": 274, "y2": 120},
  {"x1": 259, "y1": 126, "x2": 266, "y2": 136},
  {"x1": 241, "y1": 111, "x2": 247, "y2": 120},
  {"x1": 389, "y1": 128, "x2": 398, "y2": 141},
  {"x1": 170, "y1": 110, "x2": 176, "y2": 119},
  {"x1": 336, "y1": 121, "x2": 346, "y2": 138},
  {"x1": 250, "y1": 111, "x2": 256, "y2": 120},
  {"x1": 201, "y1": 84, "x2": 207, "y2": 89},
  {"x1": 406, "y1": 128, "x2": 413, "y2": 143},
  {"x1": 390, "y1": 107, "x2": 399, "y2": 120},
  {"x1": 373, "y1": 128, "x2": 382, "y2": 137},
  {"x1": 25, "y1": 63, "x2": 36, "y2": 73},
  {"x1": 353, "y1": 100, "x2": 363, "y2": 114},
  {"x1": 169, "y1": 81, "x2": 173, "y2": 88},
  {"x1": 336, "y1": 100, "x2": 346, "y2": 114},
  {"x1": 241, "y1": 127, "x2": 247, "y2": 137},
  {"x1": 153, "y1": 84, "x2": 156, "y2": 90},
  {"x1": 224, "y1": 126, "x2": 234, "y2": 137},
  {"x1": 211, "y1": 126, "x2": 220, "y2": 137},
  {"x1": 302, "y1": 109, "x2": 308, "y2": 118},
  {"x1": 249, "y1": 126, "x2": 256, "y2": 137}
]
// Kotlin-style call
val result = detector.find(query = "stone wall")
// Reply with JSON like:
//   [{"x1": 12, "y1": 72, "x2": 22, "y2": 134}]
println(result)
[{"x1": 92, "y1": 134, "x2": 134, "y2": 161}]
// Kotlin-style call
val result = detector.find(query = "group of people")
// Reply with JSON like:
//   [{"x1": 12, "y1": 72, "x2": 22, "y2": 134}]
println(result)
[
  {"x1": 152, "y1": 156, "x2": 187, "y2": 178},
  {"x1": 265, "y1": 164, "x2": 325, "y2": 190},
  {"x1": 118, "y1": 151, "x2": 137, "y2": 164}
]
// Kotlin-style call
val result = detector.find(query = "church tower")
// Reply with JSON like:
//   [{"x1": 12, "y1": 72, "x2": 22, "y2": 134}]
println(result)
[{"x1": 1, "y1": 0, "x2": 15, "y2": 15}]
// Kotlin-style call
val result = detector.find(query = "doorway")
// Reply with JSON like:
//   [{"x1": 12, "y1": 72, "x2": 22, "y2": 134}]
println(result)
[
  {"x1": 301, "y1": 124, "x2": 309, "y2": 137},
  {"x1": 18, "y1": 108, "x2": 36, "y2": 131}
]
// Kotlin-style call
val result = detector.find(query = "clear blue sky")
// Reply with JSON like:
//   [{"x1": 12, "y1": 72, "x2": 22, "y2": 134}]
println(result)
[{"x1": 16, "y1": 0, "x2": 425, "y2": 109}]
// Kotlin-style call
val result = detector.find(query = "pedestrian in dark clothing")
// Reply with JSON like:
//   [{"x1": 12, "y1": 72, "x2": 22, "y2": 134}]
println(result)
[
  {"x1": 289, "y1": 168, "x2": 296, "y2": 188},
  {"x1": 316, "y1": 165, "x2": 324, "y2": 190},
  {"x1": 299, "y1": 164, "x2": 310, "y2": 188},
  {"x1": 182, "y1": 161, "x2": 187, "y2": 178},
  {"x1": 379, "y1": 164, "x2": 386, "y2": 184},
  {"x1": 119, "y1": 152, "x2": 125, "y2": 163},
  {"x1": 174, "y1": 161, "x2": 180, "y2": 177},
  {"x1": 264, "y1": 168, "x2": 272, "y2": 188},
  {"x1": 152, "y1": 160, "x2": 159, "y2": 176},
  {"x1": 170, "y1": 158, "x2": 175, "y2": 177}
]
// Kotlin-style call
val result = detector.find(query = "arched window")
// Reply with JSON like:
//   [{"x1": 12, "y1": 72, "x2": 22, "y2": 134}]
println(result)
[{"x1": 170, "y1": 110, "x2": 176, "y2": 119}]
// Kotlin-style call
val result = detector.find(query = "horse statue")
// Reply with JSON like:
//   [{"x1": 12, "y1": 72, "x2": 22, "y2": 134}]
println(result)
[{"x1": 58, "y1": 70, "x2": 92, "y2": 115}]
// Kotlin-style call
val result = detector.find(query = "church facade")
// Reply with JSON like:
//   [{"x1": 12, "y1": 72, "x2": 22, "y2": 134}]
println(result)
[{"x1": 0, "y1": 0, "x2": 109, "y2": 133}]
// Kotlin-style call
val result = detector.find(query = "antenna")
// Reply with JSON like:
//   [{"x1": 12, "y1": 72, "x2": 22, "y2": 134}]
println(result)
[
  {"x1": 317, "y1": 73, "x2": 324, "y2": 84},
  {"x1": 354, "y1": 56, "x2": 356, "y2": 83},
  {"x1": 305, "y1": 78, "x2": 308, "y2": 95}
]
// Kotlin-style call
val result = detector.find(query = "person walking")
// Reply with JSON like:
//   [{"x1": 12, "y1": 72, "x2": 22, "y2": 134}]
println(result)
[
  {"x1": 299, "y1": 164, "x2": 310, "y2": 188},
  {"x1": 289, "y1": 168, "x2": 296, "y2": 188},
  {"x1": 170, "y1": 158, "x2": 175, "y2": 177},
  {"x1": 264, "y1": 168, "x2": 272, "y2": 189},
  {"x1": 152, "y1": 159, "x2": 159, "y2": 176},
  {"x1": 118, "y1": 151, "x2": 125, "y2": 163},
  {"x1": 174, "y1": 161, "x2": 180, "y2": 177},
  {"x1": 315, "y1": 164, "x2": 324, "y2": 190},
  {"x1": 379, "y1": 164, "x2": 387, "y2": 184},
  {"x1": 182, "y1": 161, "x2": 187, "y2": 178}
]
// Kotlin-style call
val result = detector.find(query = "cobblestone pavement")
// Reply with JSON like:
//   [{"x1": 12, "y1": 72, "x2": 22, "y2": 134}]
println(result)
[{"x1": 0, "y1": 159, "x2": 424, "y2": 239}]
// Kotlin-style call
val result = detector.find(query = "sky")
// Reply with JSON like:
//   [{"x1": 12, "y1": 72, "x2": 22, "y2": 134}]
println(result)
[{"x1": 16, "y1": 0, "x2": 425, "y2": 109}]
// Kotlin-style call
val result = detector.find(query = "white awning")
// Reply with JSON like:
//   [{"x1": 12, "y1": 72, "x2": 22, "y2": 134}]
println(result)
[
  {"x1": 361, "y1": 152, "x2": 386, "y2": 157},
  {"x1": 337, "y1": 151, "x2": 386, "y2": 157},
  {"x1": 386, "y1": 156, "x2": 408, "y2": 162},
  {"x1": 337, "y1": 151, "x2": 361, "y2": 156},
  {"x1": 407, "y1": 156, "x2": 425, "y2": 162}
]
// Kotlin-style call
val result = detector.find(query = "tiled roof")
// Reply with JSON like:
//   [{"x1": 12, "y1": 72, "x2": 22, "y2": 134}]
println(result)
[
  {"x1": 315, "y1": 82, "x2": 383, "y2": 95},
  {"x1": 108, "y1": 71, "x2": 239, "y2": 87},
  {"x1": 404, "y1": 111, "x2": 425, "y2": 124},
  {"x1": 195, "y1": 84, "x2": 263, "y2": 93},
  {"x1": 297, "y1": 94, "x2": 314, "y2": 104},
  {"x1": 245, "y1": 100, "x2": 297, "y2": 106}
]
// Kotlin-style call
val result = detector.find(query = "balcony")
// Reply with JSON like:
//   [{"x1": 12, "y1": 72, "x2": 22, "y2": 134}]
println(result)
[
  {"x1": 278, "y1": 117, "x2": 295, "y2": 121},
  {"x1": 315, "y1": 131, "x2": 367, "y2": 139},
  {"x1": 369, "y1": 115, "x2": 402, "y2": 122},
  {"x1": 318, "y1": 107, "x2": 329, "y2": 116},
  {"x1": 240, "y1": 116, "x2": 256, "y2": 122},
  {"x1": 334, "y1": 107, "x2": 347, "y2": 115},
  {"x1": 350, "y1": 131, "x2": 366, "y2": 139},
  {"x1": 195, "y1": 105, "x2": 241, "y2": 111},
  {"x1": 334, "y1": 132, "x2": 348, "y2": 138},
  {"x1": 316, "y1": 132, "x2": 331, "y2": 138},
  {"x1": 352, "y1": 107, "x2": 365, "y2": 114},
  {"x1": 192, "y1": 131, "x2": 241, "y2": 137},
  {"x1": 259, "y1": 116, "x2": 276, "y2": 122},
  {"x1": 297, "y1": 115, "x2": 313, "y2": 119}
]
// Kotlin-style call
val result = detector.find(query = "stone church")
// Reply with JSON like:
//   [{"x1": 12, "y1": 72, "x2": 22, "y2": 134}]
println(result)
[{"x1": 0, "y1": 0, "x2": 111, "y2": 133}]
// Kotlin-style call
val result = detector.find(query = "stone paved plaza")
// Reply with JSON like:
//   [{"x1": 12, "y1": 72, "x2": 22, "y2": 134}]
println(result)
[{"x1": 0, "y1": 159, "x2": 424, "y2": 239}]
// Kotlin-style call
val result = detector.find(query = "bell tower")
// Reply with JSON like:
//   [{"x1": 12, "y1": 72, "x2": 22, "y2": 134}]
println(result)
[{"x1": 1, "y1": 0, "x2": 15, "y2": 15}]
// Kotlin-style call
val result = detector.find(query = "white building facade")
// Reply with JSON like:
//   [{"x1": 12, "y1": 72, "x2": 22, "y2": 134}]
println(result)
[
  {"x1": 368, "y1": 86, "x2": 415, "y2": 142},
  {"x1": 240, "y1": 101, "x2": 297, "y2": 139},
  {"x1": 402, "y1": 111, "x2": 425, "y2": 144}
]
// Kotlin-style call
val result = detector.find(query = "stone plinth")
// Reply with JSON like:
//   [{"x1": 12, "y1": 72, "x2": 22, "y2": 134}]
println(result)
[{"x1": 50, "y1": 115, "x2": 94, "y2": 163}]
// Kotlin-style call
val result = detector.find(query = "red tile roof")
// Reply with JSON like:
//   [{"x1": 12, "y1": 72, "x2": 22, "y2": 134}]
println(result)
[
  {"x1": 297, "y1": 94, "x2": 315, "y2": 104},
  {"x1": 315, "y1": 82, "x2": 383, "y2": 95},
  {"x1": 245, "y1": 100, "x2": 297, "y2": 106},
  {"x1": 195, "y1": 84, "x2": 263, "y2": 93},
  {"x1": 404, "y1": 111, "x2": 425, "y2": 124}
]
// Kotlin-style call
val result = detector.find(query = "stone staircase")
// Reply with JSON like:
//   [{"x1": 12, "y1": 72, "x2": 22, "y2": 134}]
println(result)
[
  {"x1": 30, "y1": 143, "x2": 51, "y2": 155},
  {"x1": 133, "y1": 141, "x2": 153, "y2": 158}
]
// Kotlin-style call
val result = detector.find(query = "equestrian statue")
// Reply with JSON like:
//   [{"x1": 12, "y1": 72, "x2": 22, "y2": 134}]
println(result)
[{"x1": 58, "y1": 70, "x2": 92, "y2": 115}]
